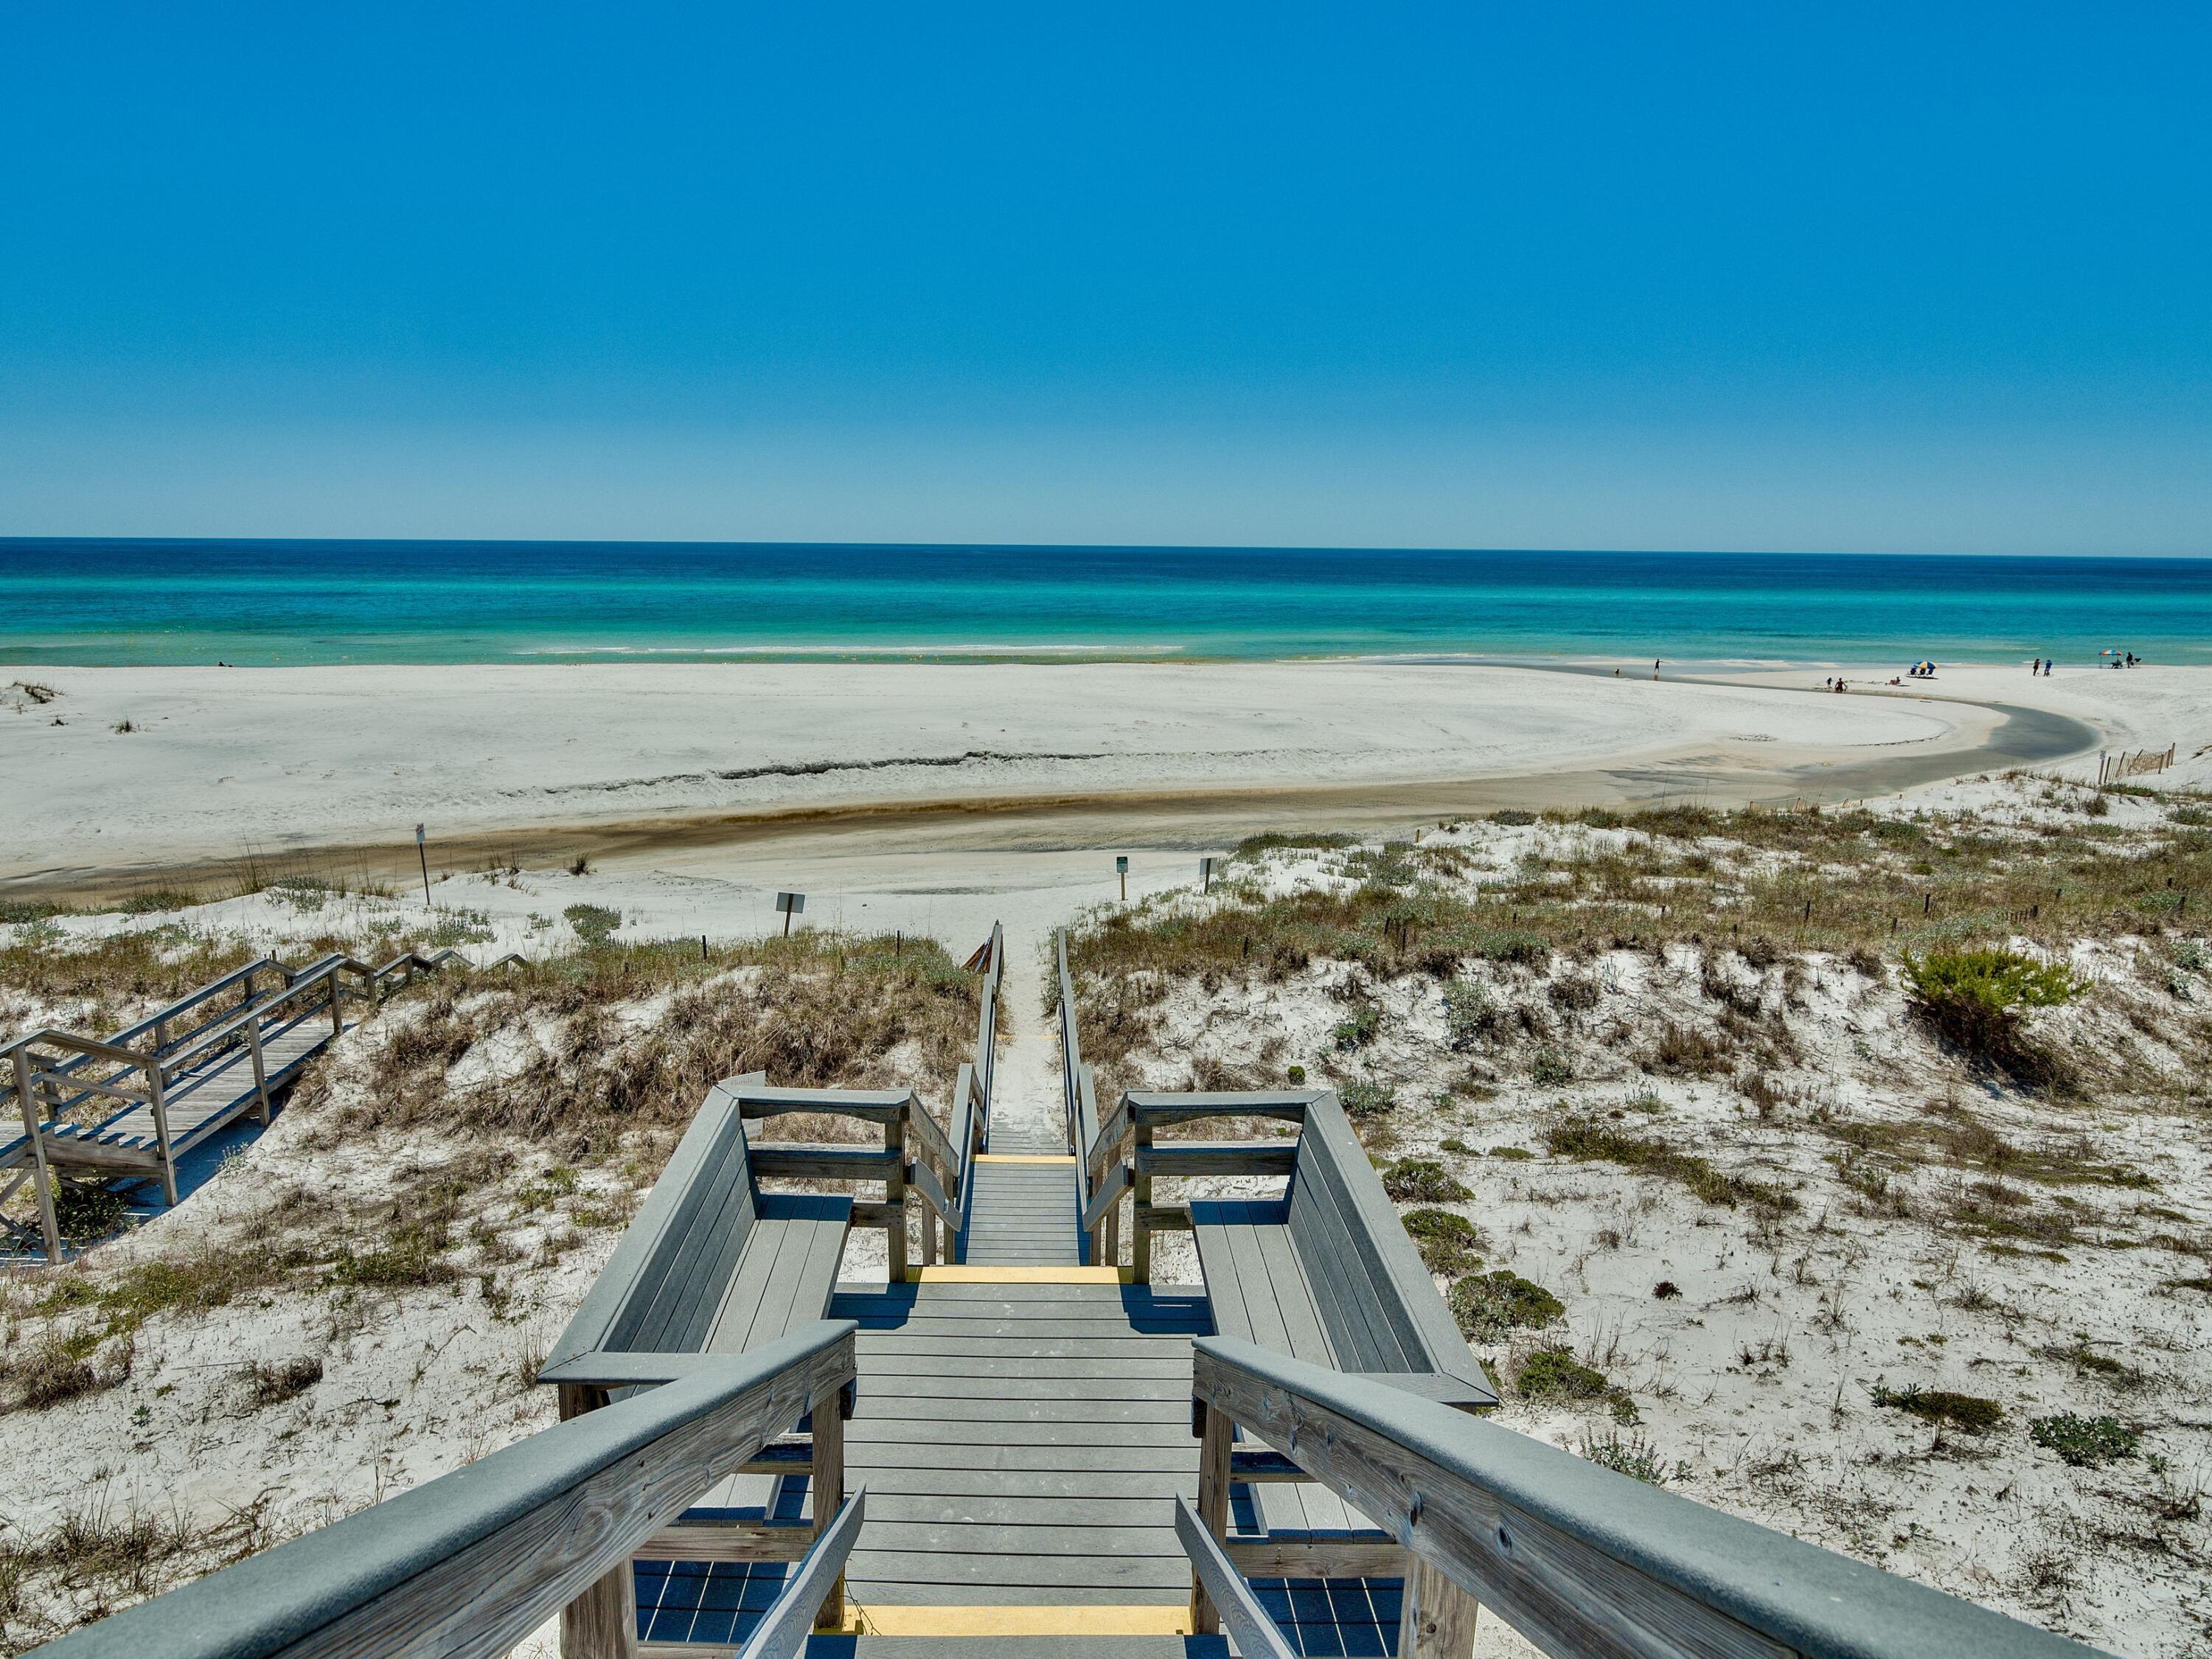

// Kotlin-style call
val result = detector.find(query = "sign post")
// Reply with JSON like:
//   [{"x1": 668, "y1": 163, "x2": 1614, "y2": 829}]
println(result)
[
  {"x1": 414, "y1": 824, "x2": 431, "y2": 906},
  {"x1": 1200, "y1": 856, "x2": 1219, "y2": 894},
  {"x1": 775, "y1": 891, "x2": 806, "y2": 938},
  {"x1": 1116, "y1": 855, "x2": 1129, "y2": 902}
]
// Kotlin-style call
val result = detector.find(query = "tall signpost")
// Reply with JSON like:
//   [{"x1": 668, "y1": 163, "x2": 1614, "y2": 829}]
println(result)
[{"x1": 415, "y1": 824, "x2": 432, "y2": 906}]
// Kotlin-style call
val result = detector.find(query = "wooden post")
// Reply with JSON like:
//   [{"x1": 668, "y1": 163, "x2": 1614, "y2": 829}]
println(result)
[
  {"x1": 557, "y1": 1383, "x2": 638, "y2": 1659},
  {"x1": 885, "y1": 1116, "x2": 908, "y2": 1282},
  {"x1": 1189, "y1": 1399, "x2": 1233, "y2": 1635},
  {"x1": 13, "y1": 1047, "x2": 61, "y2": 1265},
  {"x1": 1399, "y1": 1554, "x2": 1483, "y2": 1658},
  {"x1": 1132, "y1": 1121, "x2": 1153, "y2": 1283},
  {"x1": 246, "y1": 1019, "x2": 271, "y2": 1126},
  {"x1": 147, "y1": 1064, "x2": 178, "y2": 1207},
  {"x1": 329, "y1": 971, "x2": 345, "y2": 1038},
  {"x1": 810, "y1": 1380, "x2": 848, "y2": 1632}
]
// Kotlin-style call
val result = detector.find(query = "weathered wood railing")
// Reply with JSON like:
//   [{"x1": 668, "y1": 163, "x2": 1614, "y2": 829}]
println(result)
[
  {"x1": 1085, "y1": 1088, "x2": 1308, "y2": 1281},
  {"x1": 734, "y1": 1082, "x2": 963, "y2": 1276},
  {"x1": 949, "y1": 922, "x2": 1002, "y2": 1238},
  {"x1": 1055, "y1": 928, "x2": 1114, "y2": 1261},
  {"x1": 7, "y1": 945, "x2": 521, "y2": 1262},
  {"x1": 1188, "y1": 1334, "x2": 2102, "y2": 1659},
  {"x1": 33, "y1": 1320, "x2": 861, "y2": 1659}
]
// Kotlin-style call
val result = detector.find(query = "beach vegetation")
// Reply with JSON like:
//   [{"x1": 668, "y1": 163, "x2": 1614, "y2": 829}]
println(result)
[
  {"x1": 1401, "y1": 1207, "x2": 1484, "y2": 1273},
  {"x1": 563, "y1": 902, "x2": 622, "y2": 947},
  {"x1": 2030, "y1": 1412, "x2": 2140, "y2": 1467},
  {"x1": 1868, "y1": 1380, "x2": 2004, "y2": 1434},
  {"x1": 1382, "y1": 1158, "x2": 1472, "y2": 1203},
  {"x1": 1905, "y1": 948, "x2": 2081, "y2": 1085},
  {"x1": 1547, "y1": 1113, "x2": 1796, "y2": 1211},
  {"x1": 1516, "y1": 1346, "x2": 1638, "y2": 1423},
  {"x1": 1450, "y1": 1269, "x2": 1565, "y2": 1340},
  {"x1": 1441, "y1": 978, "x2": 1496, "y2": 1046},
  {"x1": 1338, "y1": 1079, "x2": 1397, "y2": 1116},
  {"x1": 1578, "y1": 1428, "x2": 1680, "y2": 1484}
]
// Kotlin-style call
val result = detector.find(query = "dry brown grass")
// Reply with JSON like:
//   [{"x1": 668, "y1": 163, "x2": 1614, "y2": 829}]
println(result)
[
  {"x1": 0, "y1": 1491, "x2": 274, "y2": 1652},
  {"x1": 1070, "y1": 801, "x2": 2212, "y2": 994},
  {"x1": 322, "y1": 931, "x2": 975, "y2": 1157}
]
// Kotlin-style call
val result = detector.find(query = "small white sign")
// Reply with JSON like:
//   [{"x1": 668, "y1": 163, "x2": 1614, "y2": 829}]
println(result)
[
  {"x1": 1116, "y1": 856, "x2": 1129, "y2": 874},
  {"x1": 414, "y1": 823, "x2": 425, "y2": 844},
  {"x1": 774, "y1": 891, "x2": 806, "y2": 914}
]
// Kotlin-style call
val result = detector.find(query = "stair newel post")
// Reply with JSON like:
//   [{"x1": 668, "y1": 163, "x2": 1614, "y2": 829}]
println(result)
[
  {"x1": 1132, "y1": 1119, "x2": 1153, "y2": 1283},
  {"x1": 1399, "y1": 1553, "x2": 1483, "y2": 1658},
  {"x1": 911, "y1": 1100, "x2": 938, "y2": 1267},
  {"x1": 328, "y1": 968, "x2": 345, "y2": 1038},
  {"x1": 1105, "y1": 1119, "x2": 1124, "y2": 1270},
  {"x1": 1189, "y1": 1397, "x2": 1234, "y2": 1635},
  {"x1": 246, "y1": 1017, "x2": 271, "y2": 1126},
  {"x1": 885, "y1": 1113, "x2": 908, "y2": 1281},
  {"x1": 556, "y1": 1383, "x2": 638, "y2": 1659},
  {"x1": 13, "y1": 1046, "x2": 61, "y2": 1265},
  {"x1": 810, "y1": 1377, "x2": 850, "y2": 1634},
  {"x1": 147, "y1": 1060, "x2": 178, "y2": 1207}
]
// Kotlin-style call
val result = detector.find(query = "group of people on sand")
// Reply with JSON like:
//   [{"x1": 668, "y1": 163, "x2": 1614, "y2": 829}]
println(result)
[{"x1": 2029, "y1": 657, "x2": 2053, "y2": 676}]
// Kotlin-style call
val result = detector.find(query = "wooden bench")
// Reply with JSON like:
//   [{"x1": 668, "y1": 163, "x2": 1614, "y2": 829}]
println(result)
[
  {"x1": 542, "y1": 1073, "x2": 852, "y2": 1380},
  {"x1": 1189, "y1": 1089, "x2": 1494, "y2": 1573}
]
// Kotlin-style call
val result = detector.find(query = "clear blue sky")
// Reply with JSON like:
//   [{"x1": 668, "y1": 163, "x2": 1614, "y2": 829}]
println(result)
[{"x1": 2, "y1": 4, "x2": 2205, "y2": 552}]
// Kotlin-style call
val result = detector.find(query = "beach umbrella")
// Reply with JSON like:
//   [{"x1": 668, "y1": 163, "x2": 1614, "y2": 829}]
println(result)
[{"x1": 1914, "y1": 660, "x2": 1935, "y2": 675}]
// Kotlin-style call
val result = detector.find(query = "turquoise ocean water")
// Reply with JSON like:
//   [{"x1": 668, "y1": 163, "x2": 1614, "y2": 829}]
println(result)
[{"x1": 1, "y1": 540, "x2": 2208, "y2": 667}]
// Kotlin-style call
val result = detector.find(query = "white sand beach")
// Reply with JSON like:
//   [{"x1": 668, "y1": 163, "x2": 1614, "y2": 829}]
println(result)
[{"x1": 5, "y1": 658, "x2": 2202, "y2": 897}]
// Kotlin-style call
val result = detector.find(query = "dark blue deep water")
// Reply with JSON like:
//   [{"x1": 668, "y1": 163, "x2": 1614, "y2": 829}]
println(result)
[{"x1": 2, "y1": 540, "x2": 2207, "y2": 666}]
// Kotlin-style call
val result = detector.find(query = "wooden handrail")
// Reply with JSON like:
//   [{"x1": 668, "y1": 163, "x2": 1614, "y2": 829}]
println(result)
[
  {"x1": 35, "y1": 1320, "x2": 860, "y2": 1659},
  {"x1": 159, "y1": 953, "x2": 374, "y2": 1076},
  {"x1": 1191, "y1": 1335, "x2": 2100, "y2": 1659},
  {"x1": 1174, "y1": 1495, "x2": 1296, "y2": 1659},
  {"x1": 8, "y1": 1028, "x2": 158, "y2": 1071},
  {"x1": 731, "y1": 1491, "x2": 866, "y2": 1659}
]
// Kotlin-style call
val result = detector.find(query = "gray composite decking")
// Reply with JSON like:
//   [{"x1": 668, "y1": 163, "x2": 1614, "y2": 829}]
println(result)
[
  {"x1": 832, "y1": 1279, "x2": 1208, "y2": 1606},
  {"x1": 959, "y1": 1161, "x2": 1082, "y2": 1266}
]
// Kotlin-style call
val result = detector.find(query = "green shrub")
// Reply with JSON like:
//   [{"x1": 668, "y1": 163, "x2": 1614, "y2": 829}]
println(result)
[
  {"x1": 1339, "y1": 1079, "x2": 1397, "y2": 1116},
  {"x1": 1450, "y1": 1270, "x2": 1564, "y2": 1340},
  {"x1": 1402, "y1": 1208, "x2": 1484, "y2": 1274},
  {"x1": 1475, "y1": 930, "x2": 1549, "y2": 966},
  {"x1": 1517, "y1": 1347, "x2": 1638, "y2": 1423},
  {"x1": 1530, "y1": 1048, "x2": 1572, "y2": 1085},
  {"x1": 2030, "y1": 1412, "x2": 2140, "y2": 1467},
  {"x1": 428, "y1": 907, "x2": 495, "y2": 947},
  {"x1": 1384, "y1": 1159, "x2": 1472, "y2": 1203},
  {"x1": 1442, "y1": 981, "x2": 1496, "y2": 1048},
  {"x1": 1869, "y1": 1381, "x2": 2003, "y2": 1434},
  {"x1": 1488, "y1": 1144, "x2": 1534, "y2": 1160},
  {"x1": 563, "y1": 903, "x2": 622, "y2": 949},
  {"x1": 1489, "y1": 809, "x2": 1537, "y2": 827},
  {"x1": 1578, "y1": 1429, "x2": 1677, "y2": 1484},
  {"x1": 1903, "y1": 948, "x2": 2081, "y2": 1080},
  {"x1": 1332, "y1": 1003, "x2": 1382, "y2": 1051}
]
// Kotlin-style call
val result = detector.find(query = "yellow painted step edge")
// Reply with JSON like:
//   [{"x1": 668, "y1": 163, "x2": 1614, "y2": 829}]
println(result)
[
  {"x1": 849, "y1": 1604, "x2": 1194, "y2": 1637},
  {"x1": 906, "y1": 1264, "x2": 1133, "y2": 1284},
  {"x1": 974, "y1": 1152, "x2": 1077, "y2": 1164}
]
